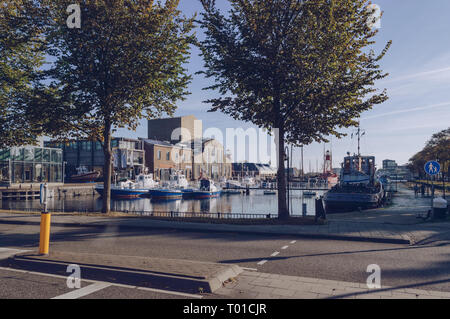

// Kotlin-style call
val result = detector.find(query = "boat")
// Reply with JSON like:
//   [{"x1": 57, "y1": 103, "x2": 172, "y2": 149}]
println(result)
[
  {"x1": 222, "y1": 189, "x2": 242, "y2": 195},
  {"x1": 263, "y1": 190, "x2": 276, "y2": 195},
  {"x1": 136, "y1": 173, "x2": 159, "y2": 190},
  {"x1": 223, "y1": 180, "x2": 244, "y2": 189},
  {"x1": 188, "y1": 179, "x2": 222, "y2": 199},
  {"x1": 70, "y1": 166, "x2": 100, "y2": 183},
  {"x1": 323, "y1": 154, "x2": 384, "y2": 213},
  {"x1": 168, "y1": 172, "x2": 190, "y2": 189},
  {"x1": 95, "y1": 180, "x2": 148, "y2": 199},
  {"x1": 149, "y1": 172, "x2": 187, "y2": 200},
  {"x1": 242, "y1": 176, "x2": 256, "y2": 187},
  {"x1": 150, "y1": 188, "x2": 183, "y2": 200}
]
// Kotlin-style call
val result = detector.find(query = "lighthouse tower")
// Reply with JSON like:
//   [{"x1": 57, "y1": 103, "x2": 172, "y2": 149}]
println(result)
[{"x1": 323, "y1": 150, "x2": 333, "y2": 175}]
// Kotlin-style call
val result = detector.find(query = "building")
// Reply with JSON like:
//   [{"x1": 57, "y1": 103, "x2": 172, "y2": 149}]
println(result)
[
  {"x1": 0, "y1": 146, "x2": 64, "y2": 186},
  {"x1": 195, "y1": 138, "x2": 232, "y2": 180},
  {"x1": 378, "y1": 159, "x2": 412, "y2": 181},
  {"x1": 148, "y1": 115, "x2": 202, "y2": 143},
  {"x1": 382, "y1": 159, "x2": 397, "y2": 170},
  {"x1": 142, "y1": 139, "x2": 193, "y2": 181},
  {"x1": 232, "y1": 163, "x2": 277, "y2": 180},
  {"x1": 45, "y1": 138, "x2": 145, "y2": 180},
  {"x1": 147, "y1": 116, "x2": 232, "y2": 181}
]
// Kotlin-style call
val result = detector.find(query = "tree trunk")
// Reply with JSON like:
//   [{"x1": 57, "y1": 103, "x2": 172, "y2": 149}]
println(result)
[
  {"x1": 102, "y1": 120, "x2": 112, "y2": 214},
  {"x1": 276, "y1": 126, "x2": 289, "y2": 220}
]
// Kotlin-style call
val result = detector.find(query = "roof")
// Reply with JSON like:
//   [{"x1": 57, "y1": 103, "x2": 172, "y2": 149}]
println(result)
[
  {"x1": 232, "y1": 163, "x2": 276, "y2": 173},
  {"x1": 142, "y1": 139, "x2": 174, "y2": 147}
]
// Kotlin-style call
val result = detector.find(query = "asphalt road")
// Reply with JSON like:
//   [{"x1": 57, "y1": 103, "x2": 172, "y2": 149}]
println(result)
[{"x1": 1, "y1": 222, "x2": 449, "y2": 298}]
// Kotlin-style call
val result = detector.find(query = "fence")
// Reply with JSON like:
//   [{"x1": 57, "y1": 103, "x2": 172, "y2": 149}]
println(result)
[{"x1": 2, "y1": 207, "x2": 279, "y2": 219}]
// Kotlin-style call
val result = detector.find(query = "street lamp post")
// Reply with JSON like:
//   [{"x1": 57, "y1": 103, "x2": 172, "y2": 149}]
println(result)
[{"x1": 285, "y1": 146, "x2": 290, "y2": 215}]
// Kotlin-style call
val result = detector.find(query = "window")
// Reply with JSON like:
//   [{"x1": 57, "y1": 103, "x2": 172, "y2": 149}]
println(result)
[
  {"x1": 0, "y1": 149, "x2": 10, "y2": 161},
  {"x1": 95, "y1": 142, "x2": 103, "y2": 151},
  {"x1": 81, "y1": 141, "x2": 92, "y2": 151},
  {"x1": 43, "y1": 149, "x2": 51, "y2": 162},
  {"x1": 157, "y1": 150, "x2": 161, "y2": 160},
  {"x1": 166, "y1": 152, "x2": 170, "y2": 161}
]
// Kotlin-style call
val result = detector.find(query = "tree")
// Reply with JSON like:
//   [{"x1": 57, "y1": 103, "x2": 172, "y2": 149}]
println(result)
[
  {"x1": 44, "y1": 0, "x2": 195, "y2": 213},
  {"x1": 409, "y1": 128, "x2": 450, "y2": 179},
  {"x1": 198, "y1": 0, "x2": 391, "y2": 219},
  {"x1": 0, "y1": 0, "x2": 48, "y2": 148}
]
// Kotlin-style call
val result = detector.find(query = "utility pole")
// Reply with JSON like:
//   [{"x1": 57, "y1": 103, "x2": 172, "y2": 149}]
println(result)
[
  {"x1": 301, "y1": 146, "x2": 304, "y2": 179},
  {"x1": 355, "y1": 123, "x2": 366, "y2": 157}
]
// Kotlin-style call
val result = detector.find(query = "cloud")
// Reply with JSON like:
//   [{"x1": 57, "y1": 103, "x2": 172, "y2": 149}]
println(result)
[
  {"x1": 383, "y1": 66, "x2": 450, "y2": 84},
  {"x1": 361, "y1": 101, "x2": 450, "y2": 120}
]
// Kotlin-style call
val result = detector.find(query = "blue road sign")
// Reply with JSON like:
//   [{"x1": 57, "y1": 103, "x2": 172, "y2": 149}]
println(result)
[{"x1": 424, "y1": 161, "x2": 440, "y2": 176}]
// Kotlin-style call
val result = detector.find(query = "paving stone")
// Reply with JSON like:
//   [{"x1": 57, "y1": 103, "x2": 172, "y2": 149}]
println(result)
[
  {"x1": 291, "y1": 291, "x2": 319, "y2": 299},
  {"x1": 271, "y1": 288, "x2": 296, "y2": 297}
]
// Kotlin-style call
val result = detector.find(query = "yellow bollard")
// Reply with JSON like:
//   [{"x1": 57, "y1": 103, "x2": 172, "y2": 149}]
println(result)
[{"x1": 39, "y1": 212, "x2": 51, "y2": 255}]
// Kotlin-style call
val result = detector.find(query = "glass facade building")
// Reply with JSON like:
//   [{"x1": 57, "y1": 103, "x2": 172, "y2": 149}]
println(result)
[
  {"x1": 0, "y1": 147, "x2": 63, "y2": 185},
  {"x1": 44, "y1": 138, "x2": 145, "y2": 180}
]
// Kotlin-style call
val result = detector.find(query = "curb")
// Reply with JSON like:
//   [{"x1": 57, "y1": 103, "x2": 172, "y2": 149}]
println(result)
[{"x1": 2, "y1": 252, "x2": 243, "y2": 294}]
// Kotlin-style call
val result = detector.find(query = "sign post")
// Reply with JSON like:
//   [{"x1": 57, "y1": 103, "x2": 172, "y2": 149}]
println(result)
[
  {"x1": 424, "y1": 161, "x2": 441, "y2": 211},
  {"x1": 425, "y1": 161, "x2": 441, "y2": 177},
  {"x1": 39, "y1": 183, "x2": 51, "y2": 255}
]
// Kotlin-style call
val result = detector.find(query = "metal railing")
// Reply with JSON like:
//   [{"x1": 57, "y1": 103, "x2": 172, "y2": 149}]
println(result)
[{"x1": 2, "y1": 207, "x2": 279, "y2": 219}]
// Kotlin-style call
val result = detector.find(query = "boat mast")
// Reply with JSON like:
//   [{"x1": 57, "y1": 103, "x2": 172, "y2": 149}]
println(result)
[
  {"x1": 356, "y1": 123, "x2": 365, "y2": 157},
  {"x1": 301, "y1": 145, "x2": 304, "y2": 179}
]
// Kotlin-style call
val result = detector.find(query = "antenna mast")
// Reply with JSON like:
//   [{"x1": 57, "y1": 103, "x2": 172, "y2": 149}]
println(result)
[{"x1": 356, "y1": 123, "x2": 365, "y2": 156}]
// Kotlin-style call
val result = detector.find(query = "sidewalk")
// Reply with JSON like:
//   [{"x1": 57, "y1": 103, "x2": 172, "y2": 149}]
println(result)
[
  {"x1": 2, "y1": 250, "x2": 242, "y2": 294},
  {"x1": 2, "y1": 249, "x2": 449, "y2": 299},
  {"x1": 216, "y1": 270, "x2": 450, "y2": 299}
]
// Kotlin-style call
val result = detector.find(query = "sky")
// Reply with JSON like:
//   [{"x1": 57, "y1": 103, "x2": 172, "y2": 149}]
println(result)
[{"x1": 115, "y1": 0, "x2": 450, "y2": 171}]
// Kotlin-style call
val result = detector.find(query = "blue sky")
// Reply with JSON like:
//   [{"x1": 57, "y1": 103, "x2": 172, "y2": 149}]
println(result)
[{"x1": 115, "y1": 0, "x2": 450, "y2": 171}]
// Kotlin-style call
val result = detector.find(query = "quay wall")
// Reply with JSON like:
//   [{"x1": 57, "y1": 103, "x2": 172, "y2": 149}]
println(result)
[{"x1": 0, "y1": 183, "x2": 98, "y2": 201}]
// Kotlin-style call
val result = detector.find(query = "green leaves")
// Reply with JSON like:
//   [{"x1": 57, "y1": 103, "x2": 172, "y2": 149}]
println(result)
[
  {"x1": 409, "y1": 128, "x2": 450, "y2": 177},
  {"x1": 45, "y1": 0, "x2": 195, "y2": 139},
  {"x1": 0, "y1": 0, "x2": 48, "y2": 148},
  {"x1": 198, "y1": 0, "x2": 391, "y2": 145},
  {"x1": 39, "y1": 0, "x2": 195, "y2": 213},
  {"x1": 198, "y1": 0, "x2": 391, "y2": 218}
]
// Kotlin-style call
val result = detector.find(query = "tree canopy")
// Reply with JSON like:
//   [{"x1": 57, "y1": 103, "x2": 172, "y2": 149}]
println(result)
[
  {"x1": 0, "y1": 0, "x2": 48, "y2": 148},
  {"x1": 41, "y1": 0, "x2": 195, "y2": 213},
  {"x1": 409, "y1": 128, "x2": 450, "y2": 178},
  {"x1": 198, "y1": 0, "x2": 391, "y2": 219}
]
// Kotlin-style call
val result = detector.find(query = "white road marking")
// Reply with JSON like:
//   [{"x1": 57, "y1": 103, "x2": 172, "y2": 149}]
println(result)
[
  {"x1": 241, "y1": 267, "x2": 258, "y2": 272},
  {"x1": 52, "y1": 282, "x2": 111, "y2": 299},
  {"x1": 0, "y1": 266, "x2": 203, "y2": 299},
  {"x1": 0, "y1": 248, "x2": 30, "y2": 260},
  {"x1": 271, "y1": 252, "x2": 280, "y2": 257},
  {"x1": 257, "y1": 260, "x2": 268, "y2": 265},
  {"x1": 290, "y1": 241, "x2": 297, "y2": 244},
  {"x1": 281, "y1": 246, "x2": 289, "y2": 250}
]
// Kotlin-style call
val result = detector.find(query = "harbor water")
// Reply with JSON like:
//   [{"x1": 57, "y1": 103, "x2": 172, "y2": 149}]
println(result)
[{"x1": 1, "y1": 189, "x2": 325, "y2": 217}]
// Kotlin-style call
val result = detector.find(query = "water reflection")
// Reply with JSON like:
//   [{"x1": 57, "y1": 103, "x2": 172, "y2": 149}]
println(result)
[{"x1": 1, "y1": 190, "x2": 324, "y2": 217}]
